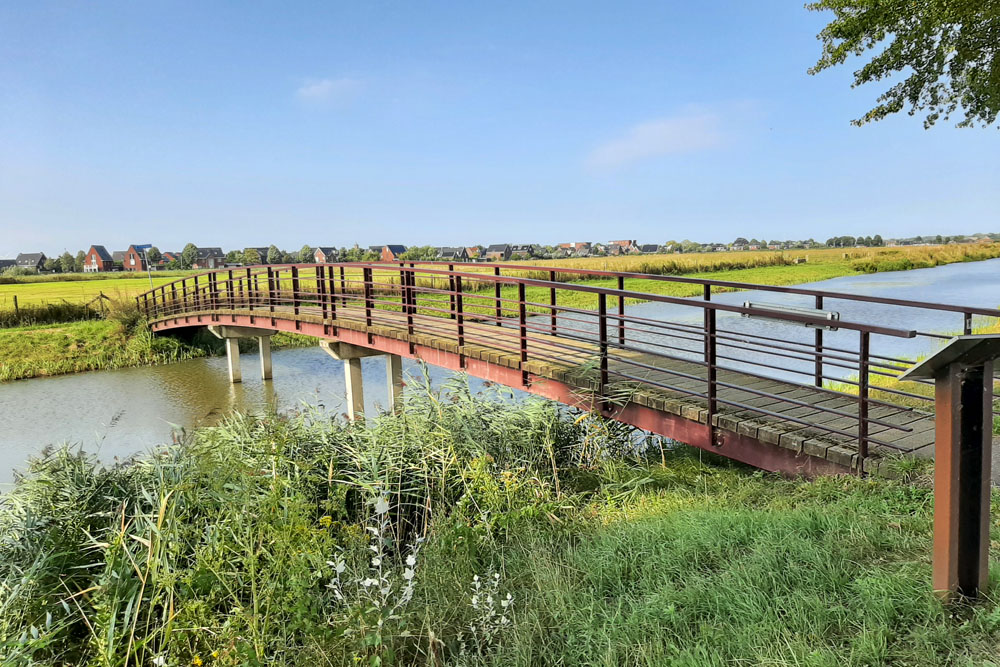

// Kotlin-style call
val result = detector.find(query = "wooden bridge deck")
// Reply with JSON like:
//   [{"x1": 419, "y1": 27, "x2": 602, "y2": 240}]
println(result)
[{"x1": 152, "y1": 304, "x2": 937, "y2": 475}]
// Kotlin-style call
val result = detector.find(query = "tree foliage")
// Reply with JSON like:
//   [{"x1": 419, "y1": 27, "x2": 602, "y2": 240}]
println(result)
[
  {"x1": 808, "y1": 1, "x2": 1000, "y2": 127},
  {"x1": 180, "y1": 243, "x2": 198, "y2": 269},
  {"x1": 243, "y1": 248, "x2": 261, "y2": 265}
]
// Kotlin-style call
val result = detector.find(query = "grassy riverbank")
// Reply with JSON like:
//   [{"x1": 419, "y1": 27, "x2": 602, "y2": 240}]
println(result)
[
  {"x1": 0, "y1": 315, "x2": 314, "y2": 382},
  {"x1": 1, "y1": 380, "x2": 997, "y2": 666}
]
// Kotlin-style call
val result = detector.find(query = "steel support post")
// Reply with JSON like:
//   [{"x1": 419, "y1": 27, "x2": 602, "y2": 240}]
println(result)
[{"x1": 933, "y1": 361, "x2": 993, "y2": 599}]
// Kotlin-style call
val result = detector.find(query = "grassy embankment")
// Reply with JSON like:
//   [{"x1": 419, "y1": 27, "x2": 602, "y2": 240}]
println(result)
[
  {"x1": 1, "y1": 378, "x2": 998, "y2": 666},
  {"x1": 0, "y1": 301, "x2": 314, "y2": 382}
]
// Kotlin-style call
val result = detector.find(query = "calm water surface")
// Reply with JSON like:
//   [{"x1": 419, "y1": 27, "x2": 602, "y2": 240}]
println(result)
[{"x1": 2, "y1": 259, "x2": 999, "y2": 486}]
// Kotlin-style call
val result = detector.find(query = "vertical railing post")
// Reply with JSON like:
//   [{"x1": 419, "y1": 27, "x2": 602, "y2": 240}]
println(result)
[
  {"x1": 518, "y1": 282, "x2": 528, "y2": 386},
  {"x1": 266, "y1": 267, "x2": 275, "y2": 314},
  {"x1": 449, "y1": 264, "x2": 457, "y2": 320},
  {"x1": 815, "y1": 295, "x2": 824, "y2": 387},
  {"x1": 328, "y1": 266, "x2": 337, "y2": 328},
  {"x1": 339, "y1": 266, "x2": 347, "y2": 307},
  {"x1": 291, "y1": 265, "x2": 300, "y2": 316},
  {"x1": 212, "y1": 273, "x2": 220, "y2": 313},
  {"x1": 405, "y1": 266, "x2": 415, "y2": 348},
  {"x1": 549, "y1": 270, "x2": 557, "y2": 335},
  {"x1": 227, "y1": 269, "x2": 234, "y2": 310},
  {"x1": 598, "y1": 293, "x2": 609, "y2": 409},
  {"x1": 858, "y1": 331, "x2": 870, "y2": 471},
  {"x1": 193, "y1": 275, "x2": 200, "y2": 311},
  {"x1": 363, "y1": 266, "x2": 373, "y2": 344},
  {"x1": 171, "y1": 282, "x2": 178, "y2": 316},
  {"x1": 964, "y1": 311, "x2": 973, "y2": 335},
  {"x1": 181, "y1": 279, "x2": 188, "y2": 318},
  {"x1": 706, "y1": 307, "x2": 717, "y2": 445},
  {"x1": 317, "y1": 265, "x2": 327, "y2": 321},
  {"x1": 398, "y1": 263, "x2": 407, "y2": 312},
  {"x1": 617, "y1": 275, "x2": 625, "y2": 346},
  {"x1": 143, "y1": 293, "x2": 150, "y2": 319},
  {"x1": 703, "y1": 285, "x2": 711, "y2": 362},
  {"x1": 494, "y1": 266, "x2": 502, "y2": 325},
  {"x1": 455, "y1": 274, "x2": 465, "y2": 366}
]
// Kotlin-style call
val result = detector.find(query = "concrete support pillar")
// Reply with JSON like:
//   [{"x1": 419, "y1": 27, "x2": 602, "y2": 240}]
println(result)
[
  {"x1": 344, "y1": 357, "x2": 365, "y2": 422},
  {"x1": 258, "y1": 335, "x2": 272, "y2": 380},
  {"x1": 320, "y1": 341, "x2": 404, "y2": 421},
  {"x1": 208, "y1": 325, "x2": 277, "y2": 384},
  {"x1": 224, "y1": 338, "x2": 242, "y2": 383},
  {"x1": 387, "y1": 354, "x2": 403, "y2": 414}
]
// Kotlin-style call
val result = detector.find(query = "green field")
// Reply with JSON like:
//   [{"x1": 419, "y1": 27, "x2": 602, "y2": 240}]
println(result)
[
  {"x1": 4, "y1": 242, "x2": 998, "y2": 314},
  {"x1": 2, "y1": 380, "x2": 997, "y2": 666},
  {"x1": 0, "y1": 274, "x2": 187, "y2": 310}
]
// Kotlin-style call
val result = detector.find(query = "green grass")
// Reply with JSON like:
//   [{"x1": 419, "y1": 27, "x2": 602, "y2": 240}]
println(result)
[
  {"x1": 1, "y1": 378, "x2": 997, "y2": 665},
  {"x1": 0, "y1": 275, "x2": 187, "y2": 311},
  {"x1": 0, "y1": 317, "x2": 314, "y2": 381}
]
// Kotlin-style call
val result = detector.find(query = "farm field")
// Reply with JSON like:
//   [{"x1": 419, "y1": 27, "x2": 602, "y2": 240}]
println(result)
[
  {"x1": 3, "y1": 242, "x2": 998, "y2": 318},
  {"x1": 0, "y1": 274, "x2": 187, "y2": 310}
]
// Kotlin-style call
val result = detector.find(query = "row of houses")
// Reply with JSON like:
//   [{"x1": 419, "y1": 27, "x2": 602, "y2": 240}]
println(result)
[
  {"x1": 81, "y1": 245, "x2": 226, "y2": 272},
  {"x1": 0, "y1": 252, "x2": 48, "y2": 271}
]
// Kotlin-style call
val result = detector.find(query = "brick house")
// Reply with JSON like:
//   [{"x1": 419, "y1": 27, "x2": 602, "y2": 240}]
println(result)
[
  {"x1": 466, "y1": 246, "x2": 481, "y2": 260},
  {"x1": 509, "y1": 244, "x2": 536, "y2": 259},
  {"x1": 314, "y1": 246, "x2": 339, "y2": 263},
  {"x1": 191, "y1": 247, "x2": 225, "y2": 269},
  {"x1": 437, "y1": 247, "x2": 469, "y2": 261},
  {"x1": 122, "y1": 245, "x2": 147, "y2": 272},
  {"x1": 609, "y1": 240, "x2": 639, "y2": 254},
  {"x1": 16, "y1": 252, "x2": 46, "y2": 270},
  {"x1": 381, "y1": 245, "x2": 407, "y2": 262},
  {"x1": 484, "y1": 244, "x2": 511, "y2": 261},
  {"x1": 84, "y1": 245, "x2": 114, "y2": 272}
]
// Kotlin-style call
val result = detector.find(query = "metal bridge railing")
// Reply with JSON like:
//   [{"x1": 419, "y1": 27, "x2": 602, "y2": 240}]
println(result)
[{"x1": 137, "y1": 261, "x2": 1000, "y2": 468}]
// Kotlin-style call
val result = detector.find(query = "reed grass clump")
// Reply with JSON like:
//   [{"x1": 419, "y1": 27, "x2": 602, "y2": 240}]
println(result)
[{"x1": 2, "y1": 376, "x2": 998, "y2": 665}]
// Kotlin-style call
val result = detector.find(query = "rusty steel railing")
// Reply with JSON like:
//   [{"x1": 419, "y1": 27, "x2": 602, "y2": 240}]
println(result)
[{"x1": 137, "y1": 261, "x2": 1000, "y2": 466}]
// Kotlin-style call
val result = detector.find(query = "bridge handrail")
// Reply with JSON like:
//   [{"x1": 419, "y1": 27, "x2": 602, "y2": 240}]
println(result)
[
  {"x1": 138, "y1": 262, "x2": 918, "y2": 338},
  {"x1": 138, "y1": 261, "x2": 1000, "y2": 465},
  {"x1": 141, "y1": 260, "x2": 1000, "y2": 321},
  {"x1": 392, "y1": 260, "x2": 1000, "y2": 320}
]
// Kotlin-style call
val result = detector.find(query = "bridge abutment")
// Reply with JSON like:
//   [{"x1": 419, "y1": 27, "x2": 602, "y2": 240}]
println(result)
[{"x1": 320, "y1": 340, "x2": 403, "y2": 421}]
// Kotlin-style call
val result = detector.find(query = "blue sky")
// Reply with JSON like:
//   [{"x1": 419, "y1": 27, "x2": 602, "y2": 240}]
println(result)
[{"x1": 1, "y1": 1, "x2": 997, "y2": 256}]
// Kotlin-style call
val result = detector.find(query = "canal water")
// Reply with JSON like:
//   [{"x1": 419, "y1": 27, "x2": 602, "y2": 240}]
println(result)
[{"x1": 1, "y1": 259, "x2": 999, "y2": 486}]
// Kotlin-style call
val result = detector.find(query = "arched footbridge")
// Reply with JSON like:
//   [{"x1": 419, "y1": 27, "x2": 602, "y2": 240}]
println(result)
[{"x1": 140, "y1": 261, "x2": 1000, "y2": 597}]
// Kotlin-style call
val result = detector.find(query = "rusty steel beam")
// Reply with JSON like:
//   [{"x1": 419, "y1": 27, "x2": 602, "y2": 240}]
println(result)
[{"x1": 933, "y1": 361, "x2": 993, "y2": 599}]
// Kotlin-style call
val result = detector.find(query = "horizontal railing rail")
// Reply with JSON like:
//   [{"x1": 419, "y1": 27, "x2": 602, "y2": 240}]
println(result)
[{"x1": 138, "y1": 262, "x2": 1000, "y2": 471}]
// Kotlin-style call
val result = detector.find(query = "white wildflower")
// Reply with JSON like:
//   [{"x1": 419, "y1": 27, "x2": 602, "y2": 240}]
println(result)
[
  {"x1": 374, "y1": 497, "x2": 390, "y2": 515},
  {"x1": 406, "y1": 554, "x2": 416, "y2": 566}
]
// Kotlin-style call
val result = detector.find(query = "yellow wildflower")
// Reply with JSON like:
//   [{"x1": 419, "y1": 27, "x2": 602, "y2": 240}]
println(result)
[
  {"x1": 192, "y1": 656, "x2": 203, "y2": 666},
  {"x1": 319, "y1": 515, "x2": 333, "y2": 528}
]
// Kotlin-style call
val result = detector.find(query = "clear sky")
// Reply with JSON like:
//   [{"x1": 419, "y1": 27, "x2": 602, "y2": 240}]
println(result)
[{"x1": 1, "y1": 1, "x2": 997, "y2": 257}]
